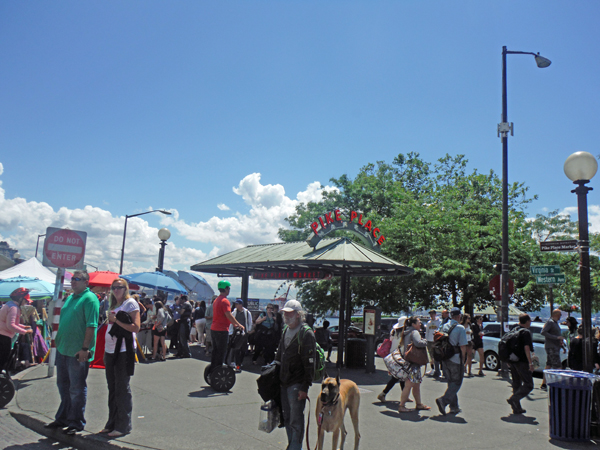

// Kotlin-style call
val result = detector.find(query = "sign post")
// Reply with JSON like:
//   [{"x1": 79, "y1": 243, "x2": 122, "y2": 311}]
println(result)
[
  {"x1": 363, "y1": 307, "x2": 380, "y2": 374},
  {"x1": 43, "y1": 227, "x2": 87, "y2": 377}
]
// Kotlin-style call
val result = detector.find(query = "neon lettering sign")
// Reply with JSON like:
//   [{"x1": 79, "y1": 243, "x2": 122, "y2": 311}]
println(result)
[{"x1": 306, "y1": 209, "x2": 385, "y2": 250}]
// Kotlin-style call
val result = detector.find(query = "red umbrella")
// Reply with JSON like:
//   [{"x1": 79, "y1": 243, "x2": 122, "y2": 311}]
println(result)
[
  {"x1": 88, "y1": 271, "x2": 140, "y2": 290},
  {"x1": 88, "y1": 271, "x2": 121, "y2": 287}
]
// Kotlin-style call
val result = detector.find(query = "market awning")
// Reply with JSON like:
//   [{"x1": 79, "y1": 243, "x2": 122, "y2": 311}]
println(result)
[{"x1": 190, "y1": 237, "x2": 413, "y2": 277}]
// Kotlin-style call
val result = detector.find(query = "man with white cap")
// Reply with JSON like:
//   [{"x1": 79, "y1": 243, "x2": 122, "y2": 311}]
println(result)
[{"x1": 274, "y1": 300, "x2": 316, "y2": 450}]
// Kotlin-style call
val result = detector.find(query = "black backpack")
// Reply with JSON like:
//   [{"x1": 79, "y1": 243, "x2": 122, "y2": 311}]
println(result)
[
  {"x1": 432, "y1": 323, "x2": 459, "y2": 362},
  {"x1": 498, "y1": 327, "x2": 524, "y2": 362}
]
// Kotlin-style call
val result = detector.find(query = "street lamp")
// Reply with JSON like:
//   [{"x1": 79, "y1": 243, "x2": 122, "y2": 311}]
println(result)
[
  {"x1": 564, "y1": 151, "x2": 598, "y2": 373},
  {"x1": 119, "y1": 210, "x2": 172, "y2": 274},
  {"x1": 157, "y1": 228, "x2": 171, "y2": 273},
  {"x1": 498, "y1": 46, "x2": 551, "y2": 344},
  {"x1": 35, "y1": 234, "x2": 46, "y2": 258}
]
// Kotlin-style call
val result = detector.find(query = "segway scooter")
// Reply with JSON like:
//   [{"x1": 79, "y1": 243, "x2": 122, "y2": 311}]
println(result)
[
  {"x1": 204, "y1": 329, "x2": 244, "y2": 392},
  {"x1": 0, "y1": 338, "x2": 19, "y2": 408}
]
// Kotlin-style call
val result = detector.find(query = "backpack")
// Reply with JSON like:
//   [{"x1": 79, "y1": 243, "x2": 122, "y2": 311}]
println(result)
[
  {"x1": 431, "y1": 323, "x2": 459, "y2": 362},
  {"x1": 498, "y1": 327, "x2": 524, "y2": 362},
  {"x1": 285, "y1": 324, "x2": 326, "y2": 382}
]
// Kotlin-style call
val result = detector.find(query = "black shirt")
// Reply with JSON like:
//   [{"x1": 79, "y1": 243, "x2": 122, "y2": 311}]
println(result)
[{"x1": 514, "y1": 326, "x2": 533, "y2": 362}]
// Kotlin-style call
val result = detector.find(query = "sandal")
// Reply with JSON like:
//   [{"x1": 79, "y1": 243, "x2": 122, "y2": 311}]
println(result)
[
  {"x1": 99, "y1": 428, "x2": 112, "y2": 434},
  {"x1": 478, "y1": 370, "x2": 485, "y2": 376},
  {"x1": 398, "y1": 405, "x2": 411, "y2": 413},
  {"x1": 108, "y1": 430, "x2": 125, "y2": 437},
  {"x1": 416, "y1": 404, "x2": 431, "y2": 411}
]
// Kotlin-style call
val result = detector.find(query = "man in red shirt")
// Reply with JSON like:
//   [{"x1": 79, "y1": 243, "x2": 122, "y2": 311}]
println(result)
[{"x1": 210, "y1": 280, "x2": 244, "y2": 369}]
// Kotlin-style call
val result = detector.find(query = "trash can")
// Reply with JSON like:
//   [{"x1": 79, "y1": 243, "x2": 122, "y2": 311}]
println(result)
[
  {"x1": 545, "y1": 369, "x2": 599, "y2": 441},
  {"x1": 346, "y1": 338, "x2": 366, "y2": 368}
]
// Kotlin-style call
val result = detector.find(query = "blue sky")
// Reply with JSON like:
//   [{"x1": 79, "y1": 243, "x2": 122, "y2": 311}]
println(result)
[{"x1": 1, "y1": 2, "x2": 599, "y2": 298}]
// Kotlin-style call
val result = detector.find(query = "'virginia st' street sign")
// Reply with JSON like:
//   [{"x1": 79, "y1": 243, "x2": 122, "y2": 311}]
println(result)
[
  {"x1": 530, "y1": 265, "x2": 561, "y2": 275},
  {"x1": 536, "y1": 274, "x2": 566, "y2": 284}
]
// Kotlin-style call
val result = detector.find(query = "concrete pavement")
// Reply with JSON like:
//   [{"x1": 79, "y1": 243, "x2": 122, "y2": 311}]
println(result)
[{"x1": 5, "y1": 345, "x2": 599, "y2": 450}]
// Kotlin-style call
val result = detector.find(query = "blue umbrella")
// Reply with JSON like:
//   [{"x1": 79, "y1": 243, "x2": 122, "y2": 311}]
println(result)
[
  {"x1": 0, "y1": 276, "x2": 55, "y2": 300},
  {"x1": 120, "y1": 271, "x2": 187, "y2": 294},
  {"x1": 177, "y1": 271, "x2": 214, "y2": 301}
]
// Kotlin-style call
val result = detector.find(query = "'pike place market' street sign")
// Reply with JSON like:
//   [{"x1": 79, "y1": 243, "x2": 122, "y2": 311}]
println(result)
[{"x1": 307, "y1": 209, "x2": 385, "y2": 251}]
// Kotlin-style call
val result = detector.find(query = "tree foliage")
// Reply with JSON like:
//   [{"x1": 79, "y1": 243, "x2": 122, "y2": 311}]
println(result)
[{"x1": 279, "y1": 153, "x2": 599, "y2": 316}]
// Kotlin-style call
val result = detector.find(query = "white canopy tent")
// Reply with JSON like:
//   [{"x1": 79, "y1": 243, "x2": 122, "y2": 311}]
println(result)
[{"x1": 0, "y1": 257, "x2": 71, "y2": 290}]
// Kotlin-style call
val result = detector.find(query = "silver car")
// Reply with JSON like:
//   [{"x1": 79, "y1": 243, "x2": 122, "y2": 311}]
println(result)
[{"x1": 474, "y1": 321, "x2": 569, "y2": 373}]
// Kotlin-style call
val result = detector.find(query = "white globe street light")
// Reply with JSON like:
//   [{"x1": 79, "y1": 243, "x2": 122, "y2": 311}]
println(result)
[
  {"x1": 564, "y1": 151, "x2": 597, "y2": 373},
  {"x1": 157, "y1": 228, "x2": 171, "y2": 272}
]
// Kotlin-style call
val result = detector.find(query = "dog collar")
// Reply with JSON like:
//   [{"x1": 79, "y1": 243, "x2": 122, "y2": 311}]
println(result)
[{"x1": 322, "y1": 393, "x2": 340, "y2": 407}]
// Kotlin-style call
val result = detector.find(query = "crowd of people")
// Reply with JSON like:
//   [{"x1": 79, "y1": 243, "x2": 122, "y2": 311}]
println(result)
[{"x1": 4, "y1": 273, "x2": 600, "y2": 449}]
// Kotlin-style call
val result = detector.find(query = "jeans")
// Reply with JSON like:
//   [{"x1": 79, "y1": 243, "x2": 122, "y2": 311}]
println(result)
[
  {"x1": 439, "y1": 360, "x2": 464, "y2": 410},
  {"x1": 55, "y1": 351, "x2": 90, "y2": 430},
  {"x1": 0, "y1": 334, "x2": 12, "y2": 372},
  {"x1": 210, "y1": 330, "x2": 229, "y2": 368},
  {"x1": 178, "y1": 320, "x2": 191, "y2": 357},
  {"x1": 508, "y1": 361, "x2": 534, "y2": 404},
  {"x1": 281, "y1": 383, "x2": 306, "y2": 450},
  {"x1": 104, "y1": 352, "x2": 133, "y2": 433}
]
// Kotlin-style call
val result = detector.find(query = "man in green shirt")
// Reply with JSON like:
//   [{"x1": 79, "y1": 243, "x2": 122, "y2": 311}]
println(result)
[{"x1": 45, "y1": 270, "x2": 99, "y2": 435}]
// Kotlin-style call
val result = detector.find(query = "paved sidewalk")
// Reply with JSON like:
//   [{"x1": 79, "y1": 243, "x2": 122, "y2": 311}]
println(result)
[{"x1": 6, "y1": 346, "x2": 599, "y2": 450}]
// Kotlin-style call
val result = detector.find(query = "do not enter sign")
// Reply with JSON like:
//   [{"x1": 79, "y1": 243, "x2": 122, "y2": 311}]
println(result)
[{"x1": 42, "y1": 227, "x2": 87, "y2": 270}]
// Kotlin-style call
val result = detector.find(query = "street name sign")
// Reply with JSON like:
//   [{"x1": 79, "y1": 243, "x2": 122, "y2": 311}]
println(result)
[
  {"x1": 530, "y1": 265, "x2": 561, "y2": 275},
  {"x1": 42, "y1": 227, "x2": 87, "y2": 270},
  {"x1": 536, "y1": 274, "x2": 566, "y2": 284},
  {"x1": 540, "y1": 240, "x2": 578, "y2": 252}
]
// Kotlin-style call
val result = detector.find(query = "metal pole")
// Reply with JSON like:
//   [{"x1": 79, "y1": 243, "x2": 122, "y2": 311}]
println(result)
[
  {"x1": 337, "y1": 273, "x2": 347, "y2": 368},
  {"x1": 119, "y1": 215, "x2": 129, "y2": 274},
  {"x1": 344, "y1": 275, "x2": 353, "y2": 367},
  {"x1": 574, "y1": 180, "x2": 594, "y2": 373},
  {"x1": 157, "y1": 240, "x2": 166, "y2": 273},
  {"x1": 501, "y1": 46, "x2": 510, "y2": 328},
  {"x1": 241, "y1": 273, "x2": 249, "y2": 308},
  {"x1": 35, "y1": 234, "x2": 46, "y2": 259},
  {"x1": 47, "y1": 268, "x2": 65, "y2": 377}
]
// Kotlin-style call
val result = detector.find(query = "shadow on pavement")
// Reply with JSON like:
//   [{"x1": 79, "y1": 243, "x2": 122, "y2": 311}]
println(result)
[
  {"x1": 429, "y1": 414, "x2": 467, "y2": 424},
  {"x1": 188, "y1": 387, "x2": 231, "y2": 398},
  {"x1": 500, "y1": 414, "x2": 540, "y2": 425}
]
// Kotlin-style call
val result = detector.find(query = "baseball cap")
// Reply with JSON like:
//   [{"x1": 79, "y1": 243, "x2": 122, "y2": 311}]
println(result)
[
  {"x1": 10, "y1": 287, "x2": 32, "y2": 303},
  {"x1": 235, "y1": 299, "x2": 244, "y2": 304},
  {"x1": 217, "y1": 280, "x2": 231, "y2": 290},
  {"x1": 450, "y1": 307, "x2": 461, "y2": 316},
  {"x1": 281, "y1": 300, "x2": 302, "y2": 312}
]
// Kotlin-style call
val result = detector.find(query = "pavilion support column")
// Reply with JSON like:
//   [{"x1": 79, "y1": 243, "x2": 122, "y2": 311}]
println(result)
[
  {"x1": 241, "y1": 272, "x2": 249, "y2": 308},
  {"x1": 343, "y1": 274, "x2": 353, "y2": 367},
  {"x1": 337, "y1": 272, "x2": 349, "y2": 368}
]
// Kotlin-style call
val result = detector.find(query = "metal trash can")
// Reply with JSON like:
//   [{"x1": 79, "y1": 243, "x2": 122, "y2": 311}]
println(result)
[
  {"x1": 346, "y1": 338, "x2": 366, "y2": 368},
  {"x1": 545, "y1": 369, "x2": 599, "y2": 441}
]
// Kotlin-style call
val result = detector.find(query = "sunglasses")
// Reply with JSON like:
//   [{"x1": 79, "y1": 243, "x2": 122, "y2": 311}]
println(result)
[
  {"x1": 111, "y1": 286, "x2": 126, "y2": 291},
  {"x1": 72, "y1": 277, "x2": 86, "y2": 282}
]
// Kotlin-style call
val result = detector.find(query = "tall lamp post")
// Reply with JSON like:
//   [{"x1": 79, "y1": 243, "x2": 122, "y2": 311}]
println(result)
[
  {"x1": 157, "y1": 228, "x2": 171, "y2": 273},
  {"x1": 498, "y1": 47, "x2": 551, "y2": 343},
  {"x1": 119, "y1": 209, "x2": 172, "y2": 274},
  {"x1": 564, "y1": 151, "x2": 598, "y2": 373}
]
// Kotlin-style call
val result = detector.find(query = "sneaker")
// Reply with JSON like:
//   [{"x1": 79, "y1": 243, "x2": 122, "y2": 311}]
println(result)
[
  {"x1": 540, "y1": 384, "x2": 547, "y2": 391},
  {"x1": 435, "y1": 398, "x2": 446, "y2": 416},
  {"x1": 507, "y1": 397, "x2": 526, "y2": 414},
  {"x1": 235, "y1": 366, "x2": 242, "y2": 373},
  {"x1": 377, "y1": 392, "x2": 386, "y2": 402},
  {"x1": 449, "y1": 408, "x2": 462, "y2": 414}
]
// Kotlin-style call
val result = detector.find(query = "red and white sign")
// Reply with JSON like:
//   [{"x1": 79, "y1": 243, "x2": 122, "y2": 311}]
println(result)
[
  {"x1": 42, "y1": 227, "x2": 87, "y2": 270},
  {"x1": 489, "y1": 274, "x2": 514, "y2": 300}
]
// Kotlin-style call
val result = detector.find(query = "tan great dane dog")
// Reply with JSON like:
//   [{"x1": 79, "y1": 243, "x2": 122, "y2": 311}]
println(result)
[{"x1": 315, "y1": 373, "x2": 360, "y2": 450}]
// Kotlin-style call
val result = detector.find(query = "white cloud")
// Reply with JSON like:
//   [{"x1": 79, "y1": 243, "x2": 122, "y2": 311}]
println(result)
[
  {"x1": 0, "y1": 166, "x2": 335, "y2": 298},
  {"x1": 217, "y1": 203, "x2": 230, "y2": 211},
  {"x1": 163, "y1": 173, "x2": 338, "y2": 253},
  {"x1": 562, "y1": 205, "x2": 600, "y2": 234}
]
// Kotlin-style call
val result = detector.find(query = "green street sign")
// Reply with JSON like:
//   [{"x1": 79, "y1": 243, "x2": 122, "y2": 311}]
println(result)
[
  {"x1": 530, "y1": 265, "x2": 561, "y2": 275},
  {"x1": 536, "y1": 274, "x2": 566, "y2": 284}
]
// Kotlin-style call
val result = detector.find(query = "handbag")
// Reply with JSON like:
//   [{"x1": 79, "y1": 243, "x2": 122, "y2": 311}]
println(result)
[
  {"x1": 383, "y1": 349, "x2": 411, "y2": 380},
  {"x1": 377, "y1": 338, "x2": 392, "y2": 358},
  {"x1": 404, "y1": 343, "x2": 429, "y2": 366}
]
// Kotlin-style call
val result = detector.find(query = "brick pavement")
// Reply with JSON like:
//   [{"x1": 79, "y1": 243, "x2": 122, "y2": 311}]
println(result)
[{"x1": 0, "y1": 409, "x2": 73, "y2": 449}]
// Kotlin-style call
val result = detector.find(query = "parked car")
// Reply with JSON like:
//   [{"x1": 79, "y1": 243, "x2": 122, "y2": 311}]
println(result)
[
  {"x1": 329, "y1": 325, "x2": 364, "y2": 347},
  {"x1": 475, "y1": 321, "x2": 569, "y2": 373}
]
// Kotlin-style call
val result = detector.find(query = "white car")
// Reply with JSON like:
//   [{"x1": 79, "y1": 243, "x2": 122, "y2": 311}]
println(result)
[{"x1": 474, "y1": 321, "x2": 569, "y2": 373}]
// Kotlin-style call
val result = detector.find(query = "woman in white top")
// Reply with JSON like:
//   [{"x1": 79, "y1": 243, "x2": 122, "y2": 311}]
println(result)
[
  {"x1": 100, "y1": 278, "x2": 140, "y2": 437},
  {"x1": 461, "y1": 314, "x2": 473, "y2": 377}
]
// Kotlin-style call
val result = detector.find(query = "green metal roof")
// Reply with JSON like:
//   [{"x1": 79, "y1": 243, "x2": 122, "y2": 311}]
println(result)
[{"x1": 190, "y1": 237, "x2": 413, "y2": 277}]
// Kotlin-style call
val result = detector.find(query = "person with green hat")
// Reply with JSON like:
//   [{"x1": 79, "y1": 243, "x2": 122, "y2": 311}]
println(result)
[{"x1": 210, "y1": 280, "x2": 244, "y2": 371}]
